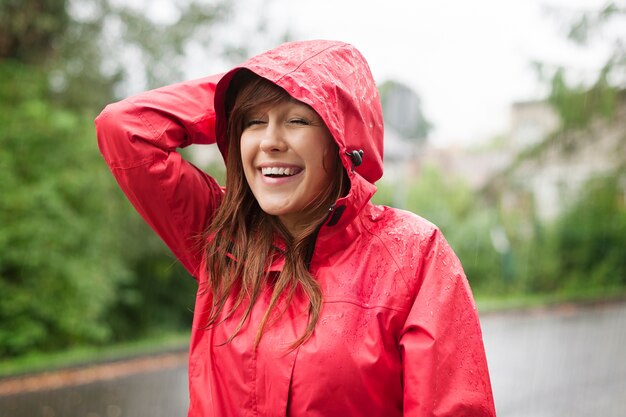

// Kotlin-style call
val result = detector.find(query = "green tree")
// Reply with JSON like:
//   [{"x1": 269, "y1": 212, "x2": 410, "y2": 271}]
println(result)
[
  {"x1": 0, "y1": 0, "x2": 70, "y2": 65},
  {"x1": 553, "y1": 174, "x2": 626, "y2": 290},
  {"x1": 0, "y1": 0, "x2": 267, "y2": 356},
  {"x1": 0, "y1": 64, "x2": 131, "y2": 355},
  {"x1": 539, "y1": 2, "x2": 625, "y2": 131}
]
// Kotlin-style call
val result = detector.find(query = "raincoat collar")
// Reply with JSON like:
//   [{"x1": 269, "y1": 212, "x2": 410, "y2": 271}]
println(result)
[{"x1": 265, "y1": 172, "x2": 376, "y2": 273}]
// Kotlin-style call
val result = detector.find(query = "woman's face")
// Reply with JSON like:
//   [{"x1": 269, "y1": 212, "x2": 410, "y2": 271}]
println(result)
[{"x1": 240, "y1": 98, "x2": 337, "y2": 233}]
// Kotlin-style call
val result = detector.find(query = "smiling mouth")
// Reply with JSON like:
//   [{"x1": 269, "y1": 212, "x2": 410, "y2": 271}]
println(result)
[{"x1": 261, "y1": 167, "x2": 302, "y2": 177}]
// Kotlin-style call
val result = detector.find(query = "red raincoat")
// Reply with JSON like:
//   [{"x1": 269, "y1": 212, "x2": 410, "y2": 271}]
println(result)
[{"x1": 95, "y1": 40, "x2": 495, "y2": 416}]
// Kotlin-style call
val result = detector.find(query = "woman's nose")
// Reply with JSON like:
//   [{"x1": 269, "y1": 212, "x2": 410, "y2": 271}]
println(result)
[{"x1": 259, "y1": 123, "x2": 287, "y2": 152}]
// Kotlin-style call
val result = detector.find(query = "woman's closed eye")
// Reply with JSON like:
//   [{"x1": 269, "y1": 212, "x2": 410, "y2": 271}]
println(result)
[
  {"x1": 244, "y1": 118, "x2": 265, "y2": 128},
  {"x1": 288, "y1": 118, "x2": 310, "y2": 126}
]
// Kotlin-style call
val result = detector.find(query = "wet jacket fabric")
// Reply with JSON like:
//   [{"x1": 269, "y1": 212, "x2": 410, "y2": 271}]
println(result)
[{"x1": 95, "y1": 40, "x2": 495, "y2": 417}]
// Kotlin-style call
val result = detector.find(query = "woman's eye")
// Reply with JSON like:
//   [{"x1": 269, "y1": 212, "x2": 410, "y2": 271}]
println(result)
[
  {"x1": 244, "y1": 119, "x2": 264, "y2": 128},
  {"x1": 289, "y1": 118, "x2": 309, "y2": 125}
]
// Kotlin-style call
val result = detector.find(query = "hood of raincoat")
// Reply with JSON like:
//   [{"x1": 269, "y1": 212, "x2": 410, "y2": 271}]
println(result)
[{"x1": 213, "y1": 40, "x2": 384, "y2": 186}]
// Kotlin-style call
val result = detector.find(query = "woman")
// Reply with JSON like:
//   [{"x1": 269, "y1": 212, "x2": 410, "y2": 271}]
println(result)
[{"x1": 96, "y1": 40, "x2": 496, "y2": 417}]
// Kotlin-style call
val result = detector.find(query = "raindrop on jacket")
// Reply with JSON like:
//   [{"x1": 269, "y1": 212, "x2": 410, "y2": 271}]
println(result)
[{"x1": 95, "y1": 40, "x2": 496, "y2": 417}]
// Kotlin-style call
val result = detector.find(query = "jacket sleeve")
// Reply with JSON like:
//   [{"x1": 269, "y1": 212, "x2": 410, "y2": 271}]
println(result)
[
  {"x1": 399, "y1": 229, "x2": 496, "y2": 416},
  {"x1": 94, "y1": 74, "x2": 224, "y2": 278}
]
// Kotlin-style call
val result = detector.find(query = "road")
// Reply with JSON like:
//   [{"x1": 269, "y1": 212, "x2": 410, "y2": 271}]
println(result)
[
  {"x1": 483, "y1": 301, "x2": 626, "y2": 417},
  {"x1": 1, "y1": 301, "x2": 625, "y2": 417}
]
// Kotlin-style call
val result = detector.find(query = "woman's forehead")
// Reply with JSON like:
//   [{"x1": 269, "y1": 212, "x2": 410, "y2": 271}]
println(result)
[{"x1": 246, "y1": 96, "x2": 318, "y2": 115}]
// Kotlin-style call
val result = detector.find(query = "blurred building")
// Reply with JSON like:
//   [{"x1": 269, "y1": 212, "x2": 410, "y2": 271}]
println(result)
[
  {"x1": 488, "y1": 96, "x2": 626, "y2": 221},
  {"x1": 508, "y1": 100, "x2": 560, "y2": 151},
  {"x1": 413, "y1": 95, "x2": 625, "y2": 222},
  {"x1": 405, "y1": 101, "x2": 559, "y2": 194},
  {"x1": 416, "y1": 144, "x2": 512, "y2": 190},
  {"x1": 381, "y1": 126, "x2": 421, "y2": 183}
]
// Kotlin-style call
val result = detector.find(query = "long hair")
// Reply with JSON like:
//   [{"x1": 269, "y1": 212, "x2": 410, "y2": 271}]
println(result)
[{"x1": 203, "y1": 70, "x2": 348, "y2": 349}]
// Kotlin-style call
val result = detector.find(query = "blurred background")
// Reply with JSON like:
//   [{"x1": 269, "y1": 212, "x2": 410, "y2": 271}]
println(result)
[{"x1": 0, "y1": 0, "x2": 625, "y2": 416}]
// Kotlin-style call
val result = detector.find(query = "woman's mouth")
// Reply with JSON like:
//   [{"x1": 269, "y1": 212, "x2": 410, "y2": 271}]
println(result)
[{"x1": 261, "y1": 167, "x2": 302, "y2": 177}]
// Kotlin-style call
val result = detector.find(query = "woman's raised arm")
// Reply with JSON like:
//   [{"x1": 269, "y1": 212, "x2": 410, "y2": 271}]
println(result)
[{"x1": 95, "y1": 74, "x2": 224, "y2": 278}]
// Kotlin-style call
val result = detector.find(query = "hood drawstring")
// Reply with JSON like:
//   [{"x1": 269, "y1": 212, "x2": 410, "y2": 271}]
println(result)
[{"x1": 346, "y1": 150, "x2": 364, "y2": 170}]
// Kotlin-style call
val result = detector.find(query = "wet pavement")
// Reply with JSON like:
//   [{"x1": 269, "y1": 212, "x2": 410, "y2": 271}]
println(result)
[
  {"x1": 483, "y1": 301, "x2": 626, "y2": 417},
  {"x1": 0, "y1": 364, "x2": 189, "y2": 417},
  {"x1": 1, "y1": 301, "x2": 625, "y2": 417}
]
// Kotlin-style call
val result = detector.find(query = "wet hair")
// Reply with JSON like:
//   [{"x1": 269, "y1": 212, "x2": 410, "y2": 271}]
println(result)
[{"x1": 202, "y1": 70, "x2": 348, "y2": 348}]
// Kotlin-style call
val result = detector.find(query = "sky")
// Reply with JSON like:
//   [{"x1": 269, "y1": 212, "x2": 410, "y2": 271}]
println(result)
[
  {"x1": 162, "y1": 0, "x2": 619, "y2": 148},
  {"x1": 244, "y1": 0, "x2": 615, "y2": 148}
]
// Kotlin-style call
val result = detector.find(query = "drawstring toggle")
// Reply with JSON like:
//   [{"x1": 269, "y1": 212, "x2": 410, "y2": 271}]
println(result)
[{"x1": 347, "y1": 149, "x2": 364, "y2": 168}]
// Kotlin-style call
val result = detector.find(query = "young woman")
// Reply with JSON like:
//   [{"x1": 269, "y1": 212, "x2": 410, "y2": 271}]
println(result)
[{"x1": 96, "y1": 40, "x2": 496, "y2": 417}]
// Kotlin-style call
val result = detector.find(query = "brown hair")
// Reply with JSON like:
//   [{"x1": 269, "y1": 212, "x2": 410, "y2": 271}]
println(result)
[{"x1": 203, "y1": 70, "x2": 348, "y2": 348}]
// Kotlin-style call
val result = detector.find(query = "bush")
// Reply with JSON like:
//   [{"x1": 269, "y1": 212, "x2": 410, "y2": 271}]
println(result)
[
  {"x1": 553, "y1": 173, "x2": 626, "y2": 290},
  {"x1": 0, "y1": 63, "x2": 198, "y2": 357},
  {"x1": 0, "y1": 63, "x2": 132, "y2": 355}
]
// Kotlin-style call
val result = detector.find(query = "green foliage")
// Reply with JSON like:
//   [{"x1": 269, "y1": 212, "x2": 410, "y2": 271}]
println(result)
[
  {"x1": 510, "y1": 222, "x2": 561, "y2": 294},
  {"x1": 552, "y1": 173, "x2": 626, "y2": 289},
  {"x1": 0, "y1": 0, "x2": 253, "y2": 358},
  {"x1": 566, "y1": 2, "x2": 624, "y2": 45},
  {"x1": 548, "y1": 67, "x2": 618, "y2": 130},
  {"x1": 371, "y1": 181, "x2": 395, "y2": 207},
  {"x1": 0, "y1": 0, "x2": 70, "y2": 65},
  {"x1": 0, "y1": 62, "x2": 198, "y2": 357},
  {"x1": 0, "y1": 63, "x2": 132, "y2": 355},
  {"x1": 544, "y1": 3, "x2": 625, "y2": 132},
  {"x1": 449, "y1": 210, "x2": 505, "y2": 293},
  {"x1": 485, "y1": 171, "x2": 626, "y2": 295},
  {"x1": 403, "y1": 165, "x2": 475, "y2": 231},
  {"x1": 106, "y1": 223, "x2": 197, "y2": 341}
]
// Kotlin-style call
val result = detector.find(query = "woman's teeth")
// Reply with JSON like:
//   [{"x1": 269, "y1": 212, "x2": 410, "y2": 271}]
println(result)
[{"x1": 261, "y1": 167, "x2": 299, "y2": 176}]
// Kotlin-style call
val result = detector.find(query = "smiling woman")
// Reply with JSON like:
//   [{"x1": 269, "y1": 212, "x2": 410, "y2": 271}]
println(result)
[
  {"x1": 236, "y1": 74, "x2": 341, "y2": 234},
  {"x1": 203, "y1": 71, "x2": 347, "y2": 352},
  {"x1": 95, "y1": 40, "x2": 495, "y2": 417}
]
